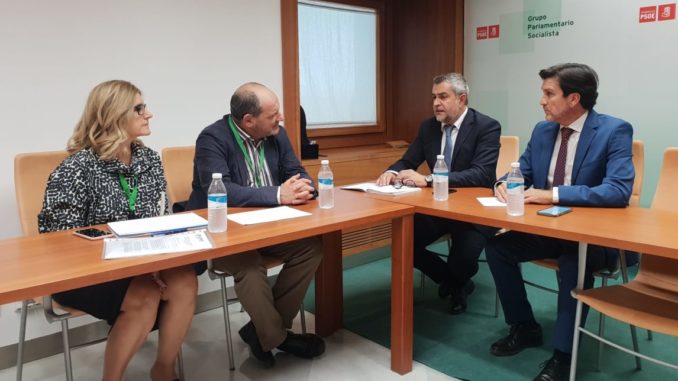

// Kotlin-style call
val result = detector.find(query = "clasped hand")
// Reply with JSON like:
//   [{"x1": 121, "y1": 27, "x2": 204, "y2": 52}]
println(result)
[{"x1": 280, "y1": 173, "x2": 315, "y2": 205}]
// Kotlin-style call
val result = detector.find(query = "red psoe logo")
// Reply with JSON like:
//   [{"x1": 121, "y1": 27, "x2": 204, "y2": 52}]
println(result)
[
  {"x1": 658, "y1": 3, "x2": 676, "y2": 21},
  {"x1": 639, "y1": 6, "x2": 658, "y2": 22},
  {"x1": 477, "y1": 26, "x2": 488, "y2": 40},
  {"x1": 488, "y1": 24, "x2": 500, "y2": 39}
]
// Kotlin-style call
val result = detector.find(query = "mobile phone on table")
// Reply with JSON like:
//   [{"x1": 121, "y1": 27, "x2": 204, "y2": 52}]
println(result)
[
  {"x1": 537, "y1": 206, "x2": 572, "y2": 217},
  {"x1": 73, "y1": 228, "x2": 113, "y2": 240}
]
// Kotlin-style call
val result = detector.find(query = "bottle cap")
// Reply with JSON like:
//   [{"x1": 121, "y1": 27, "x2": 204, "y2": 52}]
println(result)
[
  {"x1": 321, "y1": 159, "x2": 329, "y2": 165},
  {"x1": 212, "y1": 172, "x2": 223, "y2": 179},
  {"x1": 511, "y1": 162, "x2": 520, "y2": 168},
  {"x1": 436, "y1": 154, "x2": 445, "y2": 159}
]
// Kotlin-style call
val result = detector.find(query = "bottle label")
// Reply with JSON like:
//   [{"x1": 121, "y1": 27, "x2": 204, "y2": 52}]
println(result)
[
  {"x1": 208, "y1": 195, "x2": 227, "y2": 204},
  {"x1": 318, "y1": 178, "x2": 333, "y2": 186},
  {"x1": 433, "y1": 172, "x2": 448, "y2": 177},
  {"x1": 507, "y1": 182, "x2": 523, "y2": 190}
]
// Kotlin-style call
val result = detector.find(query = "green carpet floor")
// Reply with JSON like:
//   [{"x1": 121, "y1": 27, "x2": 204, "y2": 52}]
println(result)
[{"x1": 304, "y1": 244, "x2": 677, "y2": 380}]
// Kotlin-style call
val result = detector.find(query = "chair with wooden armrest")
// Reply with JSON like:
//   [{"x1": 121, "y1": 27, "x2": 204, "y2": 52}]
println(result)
[
  {"x1": 14, "y1": 151, "x2": 185, "y2": 381},
  {"x1": 571, "y1": 147, "x2": 678, "y2": 378}
]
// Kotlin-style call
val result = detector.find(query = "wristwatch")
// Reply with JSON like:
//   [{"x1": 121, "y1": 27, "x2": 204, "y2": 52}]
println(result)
[{"x1": 425, "y1": 174, "x2": 433, "y2": 187}]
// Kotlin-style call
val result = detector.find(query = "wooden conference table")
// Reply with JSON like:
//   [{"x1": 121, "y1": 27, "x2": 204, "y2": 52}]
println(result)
[
  {"x1": 0, "y1": 190, "x2": 416, "y2": 374},
  {"x1": 368, "y1": 187, "x2": 678, "y2": 263},
  {"x1": 367, "y1": 187, "x2": 678, "y2": 379}
]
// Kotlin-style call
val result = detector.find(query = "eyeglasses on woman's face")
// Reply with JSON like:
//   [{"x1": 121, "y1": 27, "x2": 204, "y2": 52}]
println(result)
[{"x1": 133, "y1": 103, "x2": 148, "y2": 116}]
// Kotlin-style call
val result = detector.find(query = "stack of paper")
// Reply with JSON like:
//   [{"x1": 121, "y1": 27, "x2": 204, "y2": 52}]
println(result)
[{"x1": 108, "y1": 213, "x2": 208, "y2": 237}]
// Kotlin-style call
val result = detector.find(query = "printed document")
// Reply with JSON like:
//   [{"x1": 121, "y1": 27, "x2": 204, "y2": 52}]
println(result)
[{"x1": 103, "y1": 230, "x2": 213, "y2": 259}]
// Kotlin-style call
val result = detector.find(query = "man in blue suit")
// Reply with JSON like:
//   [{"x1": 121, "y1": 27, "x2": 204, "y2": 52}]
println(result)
[
  {"x1": 486, "y1": 63, "x2": 634, "y2": 381},
  {"x1": 187, "y1": 82, "x2": 325, "y2": 367}
]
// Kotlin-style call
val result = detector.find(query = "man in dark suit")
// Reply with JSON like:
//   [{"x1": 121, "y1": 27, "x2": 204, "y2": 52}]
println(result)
[
  {"x1": 487, "y1": 63, "x2": 634, "y2": 381},
  {"x1": 376, "y1": 73, "x2": 501, "y2": 314},
  {"x1": 187, "y1": 82, "x2": 324, "y2": 367}
]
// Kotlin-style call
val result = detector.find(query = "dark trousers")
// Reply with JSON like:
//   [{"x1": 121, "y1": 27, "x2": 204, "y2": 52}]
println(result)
[
  {"x1": 413, "y1": 213, "x2": 495, "y2": 288},
  {"x1": 485, "y1": 230, "x2": 616, "y2": 353}
]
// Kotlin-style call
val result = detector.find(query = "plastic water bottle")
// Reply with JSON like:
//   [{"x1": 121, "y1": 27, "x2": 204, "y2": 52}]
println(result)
[
  {"x1": 433, "y1": 154, "x2": 449, "y2": 201},
  {"x1": 318, "y1": 159, "x2": 334, "y2": 209},
  {"x1": 506, "y1": 162, "x2": 525, "y2": 216},
  {"x1": 207, "y1": 173, "x2": 228, "y2": 232}
]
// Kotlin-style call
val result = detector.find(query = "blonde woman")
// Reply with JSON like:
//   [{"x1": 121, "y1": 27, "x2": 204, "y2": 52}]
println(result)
[{"x1": 39, "y1": 80, "x2": 197, "y2": 381}]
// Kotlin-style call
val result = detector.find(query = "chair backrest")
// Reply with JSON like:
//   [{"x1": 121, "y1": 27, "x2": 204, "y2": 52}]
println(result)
[
  {"x1": 161, "y1": 146, "x2": 195, "y2": 210},
  {"x1": 635, "y1": 148, "x2": 678, "y2": 289},
  {"x1": 496, "y1": 136, "x2": 520, "y2": 178},
  {"x1": 651, "y1": 147, "x2": 678, "y2": 212},
  {"x1": 629, "y1": 140, "x2": 644, "y2": 207},
  {"x1": 14, "y1": 151, "x2": 69, "y2": 236}
]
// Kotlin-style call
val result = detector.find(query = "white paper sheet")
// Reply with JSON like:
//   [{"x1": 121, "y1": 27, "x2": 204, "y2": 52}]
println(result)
[
  {"x1": 477, "y1": 197, "x2": 507, "y2": 207},
  {"x1": 228, "y1": 206, "x2": 311, "y2": 225},
  {"x1": 103, "y1": 230, "x2": 213, "y2": 259}
]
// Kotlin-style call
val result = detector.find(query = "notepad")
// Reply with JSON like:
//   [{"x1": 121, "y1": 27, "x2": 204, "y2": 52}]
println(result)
[
  {"x1": 341, "y1": 182, "x2": 422, "y2": 196},
  {"x1": 107, "y1": 213, "x2": 208, "y2": 237}
]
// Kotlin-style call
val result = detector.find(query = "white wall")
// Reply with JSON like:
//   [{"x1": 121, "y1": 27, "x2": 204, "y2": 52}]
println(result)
[
  {"x1": 0, "y1": 0, "x2": 282, "y2": 346},
  {"x1": 465, "y1": 0, "x2": 678, "y2": 206}
]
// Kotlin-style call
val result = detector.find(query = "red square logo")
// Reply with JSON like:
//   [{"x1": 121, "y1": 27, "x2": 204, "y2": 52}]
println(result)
[
  {"x1": 639, "y1": 6, "x2": 657, "y2": 23},
  {"x1": 658, "y1": 3, "x2": 676, "y2": 21},
  {"x1": 477, "y1": 26, "x2": 488, "y2": 40},
  {"x1": 488, "y1": 24, "x2": 500, "y2": 39}
]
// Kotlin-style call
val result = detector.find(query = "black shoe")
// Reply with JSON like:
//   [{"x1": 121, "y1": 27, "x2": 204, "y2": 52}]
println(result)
[
  {"x1": 238, "y1": 321, "x2": 275, "y2": 368},
  {"x1": 438, "y1": 279, "x2": 453, "y2": 299},
  {"x1": 449, "y1": 280, "x2": 475, "y2": 315},
  {"x1": 533, "y1": 355, "x2": 570, "y2": 381},
  {"x1": 277, "y1": 331, "x2": 326, "y2": 359},
  {"x1": 490, "y1": 322, "x2": 543, "y2": 356}
]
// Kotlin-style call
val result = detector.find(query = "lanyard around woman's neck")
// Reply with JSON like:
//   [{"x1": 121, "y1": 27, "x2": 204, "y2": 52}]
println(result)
[
  {"x1": 118, "y1": 173, "x2": 139, "y2": 218},
  {"x1": 228, "y1": 115, "x2": 266, "y2": 187}
]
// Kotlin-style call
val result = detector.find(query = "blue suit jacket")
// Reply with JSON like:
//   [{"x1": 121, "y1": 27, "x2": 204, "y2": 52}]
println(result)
[
  {"x1": 518, "y1": 110, "x2": 634, "y2": 207},
  {"x1": 186, "y1": 115, "x2": 313, "y2": 209}
]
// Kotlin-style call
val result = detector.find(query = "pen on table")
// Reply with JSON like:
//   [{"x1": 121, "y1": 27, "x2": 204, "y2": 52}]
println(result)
[{"x1": 152, "y1": 228, "x2": 189, "y2": 236}]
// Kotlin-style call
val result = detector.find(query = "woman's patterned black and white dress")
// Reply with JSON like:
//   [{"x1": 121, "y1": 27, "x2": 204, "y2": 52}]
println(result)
[{"x1": 38, "y1": 144, "x2": 169, "y2": 325}]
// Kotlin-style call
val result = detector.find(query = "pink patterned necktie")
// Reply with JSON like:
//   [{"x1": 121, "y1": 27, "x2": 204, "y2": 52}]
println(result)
[{"x1": 552, "y1": 127, "x2": 574, "y2": 187}]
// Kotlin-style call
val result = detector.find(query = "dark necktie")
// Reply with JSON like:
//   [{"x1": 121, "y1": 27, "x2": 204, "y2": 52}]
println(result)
[
  {"x1": 443, "y1": 125, "x2": 455, "y2": 169},
  {"x1": 552, "y1": 127, "x2": 574, "y2": 187}
]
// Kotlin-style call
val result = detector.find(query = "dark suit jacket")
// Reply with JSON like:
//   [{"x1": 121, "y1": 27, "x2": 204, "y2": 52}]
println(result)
[
  {"x1": 186, "y1": 115, "x2": 313, "y2": 209},
  {"x1": 388, "y1": 108, "x2": 501, "y2": 188},
  {"x1": 517, "y1": 110, "x2": 634, "y2": 207}
]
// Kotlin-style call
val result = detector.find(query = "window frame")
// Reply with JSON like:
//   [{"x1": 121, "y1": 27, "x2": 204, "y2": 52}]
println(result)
[{"x1": 282, "y1": 0, "x2": 387, "y2": 149}]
